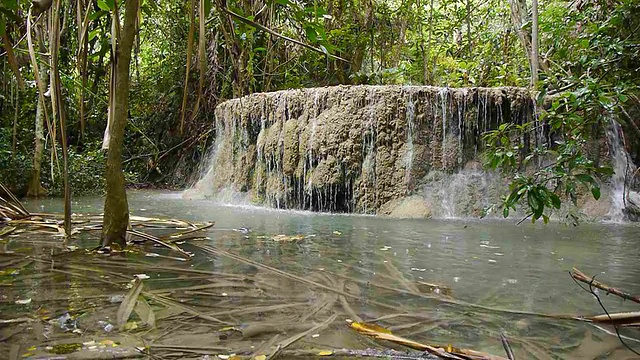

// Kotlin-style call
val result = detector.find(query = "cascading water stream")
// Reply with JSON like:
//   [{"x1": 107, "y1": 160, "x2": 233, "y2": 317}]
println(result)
[
  {"x1": 606, "y1": 119, "x2": 633, "y2": 222},
  {"x1": 185, "y1": 85, "x2": 634, "y2": 222}
]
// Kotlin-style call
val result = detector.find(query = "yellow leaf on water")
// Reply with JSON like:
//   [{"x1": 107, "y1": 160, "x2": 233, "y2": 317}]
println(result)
[
  {"x1": 123, "y1": 321, "x2": 138, "y2": 330},
  {"x1": 350, "y1": 322, "x2": 393, "y2": 334},
  {"x1": 318, "y1": 350, "x2": 333, "y2": 356},
  {"x1": 254, "y1": 355, "x2": 267, "y2": 360}
]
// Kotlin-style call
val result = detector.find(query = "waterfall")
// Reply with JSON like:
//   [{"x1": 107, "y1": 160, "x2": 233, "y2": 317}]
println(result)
[
  {"x1": 183, "y1": 85, "x2": 634, "y2": 221},
  {"x1": 403, "y1": 88, "x2": 416, "y2": 188},
  {"x1": 606, "y1": 119, "x2": 633, "y2": 221}
]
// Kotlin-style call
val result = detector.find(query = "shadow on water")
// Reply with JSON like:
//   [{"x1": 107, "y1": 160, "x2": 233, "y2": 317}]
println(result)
[{"x1": 1, "y1": 190, "x2": 639, "y2": 359}]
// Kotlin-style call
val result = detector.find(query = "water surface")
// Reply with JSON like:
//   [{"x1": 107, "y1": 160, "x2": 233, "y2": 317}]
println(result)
[{"x1": 18, "y1": 190, "x2": 640, "y2": 358}]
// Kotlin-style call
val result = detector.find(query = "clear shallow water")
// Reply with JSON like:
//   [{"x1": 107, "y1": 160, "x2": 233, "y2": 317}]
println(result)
[{"x1": 21, "y1": 190, "x2": 640, "y2": 358}]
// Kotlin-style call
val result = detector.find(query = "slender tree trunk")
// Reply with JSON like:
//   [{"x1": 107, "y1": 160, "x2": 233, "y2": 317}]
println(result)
[
  {"x1": 190, "y1": 0, "x2": 207, "y2": 120},
  {"x1": 531, "y1": 0, "x2": 539, "y2": 88},
  {"x1": 102, "y1": 0, "x2": 139, "y2": 248},
  {"x1": 179, "y1": 0, "x2": 196, "y2": 134},
  {"x1": 508, "y1": 0, "x2": 535, "y2": 85},
  {"x1": 50, "y1": 0, "x2": 72, "y2": 235},
  {"x1": 76, "y1": 0, "x2": 91, "y2": 143},
  {"x1": 12, "y1": 90, "x2": 19, "y2": 157},
  {"x1": 466, "y1": 0, "x2": 472, "y2": 55},
  {"x1": 1, "y1": 32, "x2": 25, "y2": 90},
  {"x1": 27, "y1": 8, "x2": 57, "y2": 186},
  {"x1": 103, "y1": 3, "x2": 120, "y2": 151},
  {"x1": 27, "y1": 63, "x2": 48, "y2": 197}
]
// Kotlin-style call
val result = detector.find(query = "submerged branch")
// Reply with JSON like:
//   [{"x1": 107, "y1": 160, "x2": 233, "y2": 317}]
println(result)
[{"x1": 571, "y1": 268, "x2": 640, "y2": 304}]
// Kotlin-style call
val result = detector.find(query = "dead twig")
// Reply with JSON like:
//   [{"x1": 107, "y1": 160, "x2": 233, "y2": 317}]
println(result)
[
  {"x1": 570, "y1": 270, "x2": 640, "y2": 356},
  {"x1": 571, "y1": 268, "x2": 640, "y2": 304}
]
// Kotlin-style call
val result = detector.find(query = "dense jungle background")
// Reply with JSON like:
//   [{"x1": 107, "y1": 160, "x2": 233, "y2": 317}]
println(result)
[{"x1": 1, "y1": 0, "x2": 639, "y2": 202}]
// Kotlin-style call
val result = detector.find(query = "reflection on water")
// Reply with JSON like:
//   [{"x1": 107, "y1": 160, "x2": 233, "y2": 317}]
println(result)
[{"x1": 11, "y1": 190, "x2": 640, "y2": 358}]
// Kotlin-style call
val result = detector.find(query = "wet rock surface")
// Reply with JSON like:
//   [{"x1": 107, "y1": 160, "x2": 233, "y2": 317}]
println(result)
[{"x1": 190, "y1": 85, "x2": 534, "y2": 215}]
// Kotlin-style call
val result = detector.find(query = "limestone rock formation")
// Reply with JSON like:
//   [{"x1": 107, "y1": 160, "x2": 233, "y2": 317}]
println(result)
[{"x1": 189, "y1": 85, "x2": 535, "y2": 215}]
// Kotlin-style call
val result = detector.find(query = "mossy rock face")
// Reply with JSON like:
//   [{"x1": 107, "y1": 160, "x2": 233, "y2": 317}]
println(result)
[{"x1": 193, "y1": 85, "x2": 535, "y2": 213}]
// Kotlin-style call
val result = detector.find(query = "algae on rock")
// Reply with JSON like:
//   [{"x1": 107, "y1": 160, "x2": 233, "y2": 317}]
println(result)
[{"x1": 189, "y1": 85, "x2": 535, "y2": 215}]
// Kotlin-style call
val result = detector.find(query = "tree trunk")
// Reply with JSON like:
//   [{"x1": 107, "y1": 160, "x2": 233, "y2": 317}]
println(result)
[
  {"x1": 531, "y1": 0, "x2": 539, "y2": 88},
  {"x1": 179, "y1": 0, "x2": 196, "y2": 134},
  {"x1": 508, "y1": 0, "x2": 535, "y2": 85},
  {"x1": 101, "y1": 0, "x2": 139, "y2": 248},
  {"x1": 1, "y1": 32, "x2": 25, "y2": 90},
  {"x1": 50, "y1": 0, "x2": 72, "y2": 235},
  {"x1": 27, "y1": 71, "x2": 48, "y2": 197}
]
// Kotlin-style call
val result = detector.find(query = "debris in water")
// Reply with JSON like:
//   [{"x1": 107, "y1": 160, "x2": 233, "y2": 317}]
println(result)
[
  {"x1": 110, "y1": 295, "x2": 125, "y2": 303},
  {"x1": 480, "y1": 244, "x2": 500, "y2": 249},
  {"x1": 271, "y1": 234, "x2": 305, "y2": 242},
  {"x1": 54, "y1": 313, "x2": 78, "y2": 331},
  {"x1": 15, "y1": 298, "x2": 31, "y2": 305}
]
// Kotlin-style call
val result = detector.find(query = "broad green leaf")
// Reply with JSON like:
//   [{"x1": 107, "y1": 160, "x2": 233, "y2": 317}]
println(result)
[
  {"x1": 591, "y1": 186, "x2": 601, "y2": 200},
  {"x1": 89, "y1": 10, "x2": 109, "y2": 21},
  {"x1": 304, "y1": 25, "x2": 318, "y2": 43},
  {"x1": 97, "y1": 0, "x2": 112, "y2": 11},
  {"x1": 575, "y1": 173, "x2": 595, "y2": 184},
  {"x1": 89, "y1": 28, "x2": 100, "y2": 41},
  {"x1": 204, "y1": 0, "x2": 212, "y2": 16},
  {"x1": 549, "y1": 192, "x2": 562, "y2": 209}
]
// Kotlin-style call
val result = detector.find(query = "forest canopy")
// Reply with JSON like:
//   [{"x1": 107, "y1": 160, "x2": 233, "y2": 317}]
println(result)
[{"x1": 1, "y1": 0, "x2": 639, "y2": 222}]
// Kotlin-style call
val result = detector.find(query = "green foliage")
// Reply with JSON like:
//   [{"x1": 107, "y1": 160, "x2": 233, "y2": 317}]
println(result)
[
  {"x1": 0, "y1": 0, "x2": 638, "y2": 218},
  {"x1": 0, "y1": 128, "x2": 32, "y2": 195},
  {"x1": 483, "y1": 0, "x2": 639, "y2": 223}
]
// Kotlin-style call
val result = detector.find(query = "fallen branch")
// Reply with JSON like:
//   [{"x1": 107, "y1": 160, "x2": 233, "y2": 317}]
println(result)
[
  {"x1": 571, "y1": 268, "x2": 640, "y2": 304},
  {"x1": 281, "y1": 348, "x2": 440, "y2": 359},
  {"x1": 350, "y1": 322, "x2": 508, "y2": 360},
  {"x1": 268, "y1": 314, "x2": 337, "y2": 359},
  {"x1": 570, "y1": 269, "x2": 640, "y2": 356},
  {"x1": 127, "y1": 229, "x2": 192, "y2": 259}
]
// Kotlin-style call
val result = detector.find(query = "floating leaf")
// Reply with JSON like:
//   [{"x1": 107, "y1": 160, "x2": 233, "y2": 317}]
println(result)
[
  {"x1": 123, "y1": 321, "x2": 138, "y2": 330},
  {"x1": 15, "y1": 298, "x2": 31, "y2": 305},
  {"x1": 318, "y1": 350, "x2": 333, "y2": 356},
  {"x1": 254, "y1": 355, "x2": 266, "y2": 360}
]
